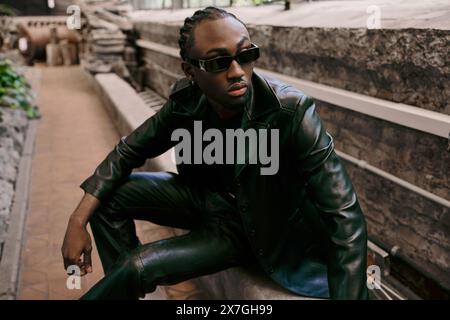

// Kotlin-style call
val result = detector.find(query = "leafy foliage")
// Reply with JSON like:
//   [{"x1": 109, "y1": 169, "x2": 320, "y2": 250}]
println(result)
[
  {"x1": 0, "y1": 60, "x2": 40, "y2": 119},
  {"x1": 0, "y1": 4, "x2": 17, "y2": 17}
]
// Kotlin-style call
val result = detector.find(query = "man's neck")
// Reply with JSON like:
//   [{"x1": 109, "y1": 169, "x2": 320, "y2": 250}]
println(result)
[{"x1": 209, "y1": 102, "x2": 244, "y2": 121}]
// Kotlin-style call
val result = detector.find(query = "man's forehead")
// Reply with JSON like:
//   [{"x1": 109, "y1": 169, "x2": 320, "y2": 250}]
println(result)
[{"x1": 191, "y1": 17, "x2": 250, "y2": 56}]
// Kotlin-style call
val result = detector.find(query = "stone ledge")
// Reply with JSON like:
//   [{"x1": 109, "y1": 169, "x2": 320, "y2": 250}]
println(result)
[
  {"x1": 90, "y1": 72, "x2": 176, "y2": 173},
  {"x1": 193, "y1": 266, "x2": 318, "y2": 300},
  {"x1": 0, "y1": 119, "x2": 38, "y2": 300},
  {"x1": 90, "y1": 72, "x2": 307, "y2": 300}
]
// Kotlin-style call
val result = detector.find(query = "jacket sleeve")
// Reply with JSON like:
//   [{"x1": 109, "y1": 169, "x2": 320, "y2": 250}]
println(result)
[
  {"x1": 80, "y1": 99, "x2": 177, "y2": 201},
  {"x1": 291, "y1": 95, "x2": 368, "y2": 300}
]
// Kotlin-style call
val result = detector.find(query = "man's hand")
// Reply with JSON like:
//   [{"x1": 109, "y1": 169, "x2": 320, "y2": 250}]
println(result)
[
  {"x1": 62, "y1": 215, "x2": 93, "y2": 276},
  {"x1": 62, "y1": 193, "x2": 100, "y2": 276}
]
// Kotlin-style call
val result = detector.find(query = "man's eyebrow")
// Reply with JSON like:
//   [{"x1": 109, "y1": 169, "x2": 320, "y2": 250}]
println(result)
[{"x1": 205, "y1": 36, "x2": 250, "y2": 55}]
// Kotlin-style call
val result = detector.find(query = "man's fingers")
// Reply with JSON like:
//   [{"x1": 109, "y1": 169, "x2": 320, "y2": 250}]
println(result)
[
  {"x1": 83, "y1": 248, "x2": 92, "y2": 273},
  {"x1": 63, "y1": 257, "x2": 70, "y2": 270},
  {"x1": 63, "y1": 254, "x2": 79, "y2": 271},
  {"x1": 79, "y1": 265, "x2": 87, "y2": 276}
]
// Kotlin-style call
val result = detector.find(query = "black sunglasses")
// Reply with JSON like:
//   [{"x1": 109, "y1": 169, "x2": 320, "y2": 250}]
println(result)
[{"x1": 186, "y1": 43, "x2": 260, "y2": 73}]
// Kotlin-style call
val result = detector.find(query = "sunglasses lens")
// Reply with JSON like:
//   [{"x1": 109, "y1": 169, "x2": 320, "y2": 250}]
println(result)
[
  {"x1": 204, "y1": 57, "x2": 233, "y2": 73},
  {"x1": 197, "y1": 45, "x2": 260, "y2": 73},
  {"x1": 237, "y1": 47, "x2": 260, "y2": 64}
]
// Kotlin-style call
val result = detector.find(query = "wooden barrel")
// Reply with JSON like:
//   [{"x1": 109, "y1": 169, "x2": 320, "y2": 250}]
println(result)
[{"x1": 16, "y1": 22, "x2": 80, "y2": 64}]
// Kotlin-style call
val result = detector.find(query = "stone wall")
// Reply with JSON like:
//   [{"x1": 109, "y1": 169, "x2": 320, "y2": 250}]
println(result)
[
  {"x1": 135, "y1": 21, "x2": 450, "y2": 114},
  {"x1": 317, "y1": 101, "x2": 449, "y2": 286},
  {"x1": 317, "y1": 101, "x2": 449, "y2": 199},
  {"x1": 249, "y1": 26, "x2": 450, "y2": 114},
  {"x1": 140, "y1": 48, "x2": 182, "y2": 98},
  {"x1": 0, "y1": 108, "x2": 28, "y2": 246}
]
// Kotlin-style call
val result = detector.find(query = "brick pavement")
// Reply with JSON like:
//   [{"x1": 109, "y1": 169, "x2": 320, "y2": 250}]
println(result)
[{"x1": 16, "y1": 66, "x2": 201, "y2": 300}]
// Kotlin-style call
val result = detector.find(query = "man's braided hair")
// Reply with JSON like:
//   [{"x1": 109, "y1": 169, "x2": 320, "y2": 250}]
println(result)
[{"x1": 178, "y1": 6, "x2": 246, "y2": 61}]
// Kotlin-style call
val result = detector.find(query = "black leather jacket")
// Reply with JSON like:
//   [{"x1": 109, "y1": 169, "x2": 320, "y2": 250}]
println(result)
[{"x1": 80, "y1": 72, "x2": 368, "y2": 299}]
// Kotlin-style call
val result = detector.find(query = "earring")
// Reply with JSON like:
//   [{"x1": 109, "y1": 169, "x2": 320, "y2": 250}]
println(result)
[{"x1": 190, "y1": 79, "x2": 195, "y2": 86}]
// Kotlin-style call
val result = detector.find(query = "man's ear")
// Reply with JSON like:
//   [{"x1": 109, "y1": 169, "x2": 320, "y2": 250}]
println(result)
[{"x1": 181, "y1": 61, "x2": 195, "y2": 81}]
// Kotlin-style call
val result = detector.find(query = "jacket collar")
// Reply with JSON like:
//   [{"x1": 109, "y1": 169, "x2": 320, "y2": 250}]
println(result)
[
  {"x1": 169, "y1": 71, "x2": 281, "y2": 125},
  {"x1": 244, "y1": 71, "x2": 281, "y2": 125},
  {"x1": 168, "y1": 77, "x2": 208, "y2": 118},
  {"x1": 169, "y1": 72, "x2": 281, "y2": 178}
]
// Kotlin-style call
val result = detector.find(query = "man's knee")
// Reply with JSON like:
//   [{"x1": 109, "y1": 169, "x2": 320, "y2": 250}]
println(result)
[
  {"x1": 114, "y1": 251, "x2": 143, "y2": 275},
  {"x1": 121, "y1": 245, "x2": 178, "y2": 295},
  {"x1": 111, "y1": 251, "x2": 148, "y2": 297}
]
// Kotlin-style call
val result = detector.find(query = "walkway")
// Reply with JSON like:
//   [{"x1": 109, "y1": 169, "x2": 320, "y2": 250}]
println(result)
[{"x1": 17, "y1": 66, "x2": 200, "y2": 300}]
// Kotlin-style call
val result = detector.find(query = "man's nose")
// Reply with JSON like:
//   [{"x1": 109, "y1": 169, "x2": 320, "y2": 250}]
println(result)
[{"x1": 226, "y1": 59, "x2": 245, "y2": 79}]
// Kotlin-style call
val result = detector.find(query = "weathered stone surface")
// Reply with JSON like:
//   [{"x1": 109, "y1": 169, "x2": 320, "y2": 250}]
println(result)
[
  {"x1": 85, "y1": 14, "x2": 119, "y2": 32},
  {"x1": 343, "y1": 160, "x2": 450, "y2": 290},
  {"x1": 0, "y1": 108, "x2": 28, "y2": 149},
  {"x1": 92, "y1": 44, "x2": 125, "y2": 54},
  {"x1": 135, "y1": 21, "x2": 179, "y2": 50},
  {"x1": 90, "y1": 29, "x2": 126, "y2": 41},
  {"x1": 316, "y1": 101, "x2": 449, "y2": 199},
  {"x1": 141, "y1": 49, "x2": 182, "y2": 79},
  {"x1": 82, "y1": 19, "x2": 130, "y2": 77},
  {"x1": 135, "y1": 21, "x2": 449, "y2": 114},
  {"x1": 94, "y1": 8, "x2": 133, "y2": 31},
  {"x1": 250, "y1": 26, "x2": 449, "y2": 114},
  {"x1": 0, "y1": 107, "x2": 28, "y2": 245},
  {"x1": 194, "y1": 265, "x2": 317, "y2": 300},
  {"x1": 0, "y1": 144, "x2": 19, "y2": 182},
  {"x1": 143, "y1": 62, "x2": 180, "y2": 99},
  {"x1": 129, "y1": 1, "x2": 450, "y2": 30},
  {"x1": 0, "y1": 180, "x2": 14, "y2": 243},
  {"x1": 315, "y1": 100, "x2": 449, "y2": 289}
]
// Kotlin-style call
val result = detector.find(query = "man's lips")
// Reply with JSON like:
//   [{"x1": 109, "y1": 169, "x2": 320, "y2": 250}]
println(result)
[{"x1": 227, "y1": 82, "x2": 248, "y2": 97}]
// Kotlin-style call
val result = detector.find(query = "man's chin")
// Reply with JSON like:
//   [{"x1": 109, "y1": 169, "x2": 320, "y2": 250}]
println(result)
[{"x1": 225, "y1": 88, "x2": 250, "y2": 109}]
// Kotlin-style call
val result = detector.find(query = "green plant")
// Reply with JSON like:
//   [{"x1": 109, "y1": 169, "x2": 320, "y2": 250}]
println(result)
[
  {"x1": 0, "y1": 59, "x2": 40, "y2": 119},
  {"x1": 0, "y1": 4, "x2": 17, "y2": 17}
]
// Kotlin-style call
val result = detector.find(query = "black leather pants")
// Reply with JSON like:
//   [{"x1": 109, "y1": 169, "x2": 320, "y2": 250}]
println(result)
[{"x1": 80, "y1": 172, "x2": 255, "y2": 300}]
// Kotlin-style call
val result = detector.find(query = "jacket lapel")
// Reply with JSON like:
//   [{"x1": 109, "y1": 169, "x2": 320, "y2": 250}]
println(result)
[
  {"x1": 235, "y1": 72, "x2": 281, "y2": 178},
  {"x1": 243, "y1": 72, "x2": 281, "y2": 124}
]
